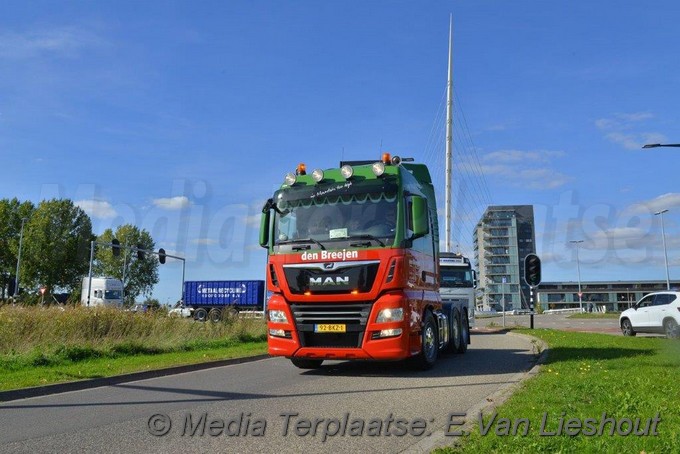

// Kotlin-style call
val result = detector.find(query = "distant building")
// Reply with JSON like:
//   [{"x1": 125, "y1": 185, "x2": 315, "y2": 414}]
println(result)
[
  {"x1": 536, "y1": 280, "x2": 680, "y2": 312},
  {"x1": 474, "y1": 205, "x2": 536, "y2": 312}
]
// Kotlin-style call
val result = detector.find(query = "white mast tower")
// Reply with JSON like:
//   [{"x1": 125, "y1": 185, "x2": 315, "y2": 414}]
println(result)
[{"x1": 444, "y1": 15, "x2": 454, "y2": 253}]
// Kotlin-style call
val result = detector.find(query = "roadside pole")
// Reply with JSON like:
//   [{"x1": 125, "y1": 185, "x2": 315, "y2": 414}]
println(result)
[
  {"x1": 87, "y1": 240, "x2": 94, "y2": 306},
  {"x1": 502, "y1": 277, "x2": 506, "y2": 328},
  {"x1": 530, "y1": 286, "x2": 534, "y2": 329}
]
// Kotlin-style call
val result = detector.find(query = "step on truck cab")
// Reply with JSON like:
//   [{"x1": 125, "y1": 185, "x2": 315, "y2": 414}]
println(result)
[{"x1": 259, "y1": 154, "x2": 454, "y2": 370}]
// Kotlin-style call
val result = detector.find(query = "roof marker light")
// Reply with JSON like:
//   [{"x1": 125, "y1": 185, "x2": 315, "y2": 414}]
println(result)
[
  {"x1": 340, "y1": 165, "x2": 354, "y2": 179},
  {"x1": 382, "y1": 152, "x2": 391, "y2": 164},
  {"x1": 284, "y1": 173, "x2": 297, "y2": 186},
  {"x1": 312, "y1": 169, "x2": 324, "y2": 182},
  {"x1": 372, "y1": 161, "x2": 385, "y2": 177},
  {"x1": 296, "y1": 163, "x2": 307, "y2": 175}
]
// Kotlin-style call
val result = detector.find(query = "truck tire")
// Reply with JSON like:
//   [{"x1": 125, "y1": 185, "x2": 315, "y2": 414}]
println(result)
[
  {"x1": 411, "y1": 311, "x2": 438, "y2": 370},
  {"x1": 194, "y1": 308, "x2": 208, "y2": 322},
  {"x1": 290, "y1": 358, "x2": 323, "y2": 369},
  {"x1": 447, "y1": 309, "x2": 462, "y2": 353},
  {"x1": 225, "y1": 306, "x2": 239, "y2": 320},
  {"x1": 208, "y1": 308, "x2": 222, "y2": 323},
  {"x1": 456, "y1": 310, "x2": 469, "y2": 354}
]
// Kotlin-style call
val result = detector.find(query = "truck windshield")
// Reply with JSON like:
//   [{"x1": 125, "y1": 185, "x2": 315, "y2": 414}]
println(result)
[
  {"x1": 105, "y1": 290, "x2": 122, "y2": 299},
  {"x1": 440, "y1": 268, "x2": 473, "y2": 288},
  {"x1": 274, "y1": 192, "x2": 397, "y2": 247}
]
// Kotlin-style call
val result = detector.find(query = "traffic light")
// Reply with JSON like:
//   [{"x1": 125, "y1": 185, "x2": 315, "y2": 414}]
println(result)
[
  {"x1": 158, "y1": 248, "x2": 166, "y2": 264},
  {"x1": 112, "y1": 238, "x2": 121, "y2": 257},
  {"x1": 8, "y1": 277, "x2": 16, "y2": 296},
  {"x1": 137, "y1": 243, "x2": 145, "y2": 260},
  {"x1": 524, "y1": 253, "x2": 542, "y2": 287}
]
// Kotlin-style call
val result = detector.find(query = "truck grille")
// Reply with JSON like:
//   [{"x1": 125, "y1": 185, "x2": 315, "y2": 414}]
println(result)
[
  {"x1": 290, "y1": 303, "x2": 372, "y2": 348},
  {"x1": 283, "y1": 262, "x2": 379, "y2": 295}
]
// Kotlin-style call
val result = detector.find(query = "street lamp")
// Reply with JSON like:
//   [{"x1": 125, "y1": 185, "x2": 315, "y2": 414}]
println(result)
[
  {"x1": 642, "y1": 143, "x2": 680, "y2": 149},
  {"x1": 654, "y1": 209, "x2": 671, "y2": 290},
  {"x1": 14, "y1": 217, "x2": 28, "y2": 298},
  {"x1": 570, "y1": 240, "x2": 584, "y2": 312}
]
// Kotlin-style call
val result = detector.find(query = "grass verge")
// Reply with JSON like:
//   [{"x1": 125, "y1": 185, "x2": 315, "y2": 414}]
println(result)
[
  {"x1": 0, "y1": 305, "x2": 268, "y2": 391},
  {"x1": 0, "y1": 341, "x2": 267, "y2": 391},
  {"x1": 567, "y1": 313, "x2": 620, "y2": 319},
  {"x1": 437, "y1": 329, "x2": 680, "y2": 453}
]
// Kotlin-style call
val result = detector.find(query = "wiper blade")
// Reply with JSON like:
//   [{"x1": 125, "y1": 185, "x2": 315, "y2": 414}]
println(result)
[
  {"x1": 278, "y1": 238, "x2": 326, "y2": 250},
  {"x1": 346, "y1": 234, "x2": 385, "y2": 247}
]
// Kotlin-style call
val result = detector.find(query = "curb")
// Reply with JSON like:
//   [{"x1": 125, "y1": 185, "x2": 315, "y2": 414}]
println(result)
[
  {"x1": 0, "y1": 354, "x2": 270, "y2": 403},
  {"x1": 402, "y1": 331, "x2": 549, "y2": 453}
]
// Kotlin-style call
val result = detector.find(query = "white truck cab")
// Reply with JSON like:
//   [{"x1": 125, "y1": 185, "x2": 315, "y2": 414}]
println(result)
[
  {"x1": 81, "y1": 277, "x2": 124, "y2": 308},
  {"x1": 439, "y1": 252, "x2": 477, "y2": 328}
]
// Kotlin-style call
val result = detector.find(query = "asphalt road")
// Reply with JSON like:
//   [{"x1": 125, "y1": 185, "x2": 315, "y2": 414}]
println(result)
[{"x1": 0, "y1": 332, "x2": 537, "y2": 454}]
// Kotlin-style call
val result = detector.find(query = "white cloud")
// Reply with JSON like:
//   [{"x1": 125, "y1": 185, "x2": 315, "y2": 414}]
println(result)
[
  {"x1": 595, "y1": 112, "x2": 665, "y2": 150},
  {"x1": 245, "y1": 214, "x2": 262, "y2": 227},
  {"x1": 191, "y1": 238, "x2": 217, "y2": 245},
  {"x1": 152, "y1": 196, "x2": 191, "y2": 210},
  {"x1": 618, "y1": 112, "x2": 654, "y2": 122},
  {"x1": 624, "y1": 193, "x2": 680, "y2": 215},
  {"x1": 484, "y1": 149, "x2": 565, "y2": 164},
  {"x1": 75, "y1": 199, "x2": 117, "y2": 219},
  {"x1": 476, "y1": 150, "x2": 571, "y2": 190},
  {"x1": 0, "y1": 27, "x2": 105, "y2": 59}
]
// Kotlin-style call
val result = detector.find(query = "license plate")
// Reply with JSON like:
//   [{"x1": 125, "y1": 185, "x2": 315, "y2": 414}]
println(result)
[{"x1": 315, "y1": 324, "x2": 346, "y2": 333}]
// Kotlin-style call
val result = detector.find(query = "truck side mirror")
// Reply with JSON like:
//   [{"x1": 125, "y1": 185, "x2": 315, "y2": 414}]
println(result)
[
  {"x1": 472, "y1": 270, "x2": 478, "y2": 288},
  {"x1": 410, "y1": 196, "x2": 429, "y2": 239},
  {"x1": 259, "y1": 203, "x2": 271, "y2": 248}
]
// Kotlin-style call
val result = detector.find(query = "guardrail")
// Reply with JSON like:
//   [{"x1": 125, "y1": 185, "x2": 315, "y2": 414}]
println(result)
[
  {"x1": 543, "y1": 308, "x2": 583, "y2": 314},
  {"x1": 543, "y1": 305, "x2": 608, "y2": 315},
  {"x1": 239, "y1": 310, "x2": 264, "y2": 319}
]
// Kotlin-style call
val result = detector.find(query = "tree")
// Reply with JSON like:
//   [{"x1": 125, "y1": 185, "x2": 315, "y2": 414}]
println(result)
[
  {"x1": 94, "y1": 225, "x2": 159, "y2": 305},
  {"x1": 0, "y1": 198, "x2": 35, "y2": 297},
  {"x1": 21, "y1": 199, "x2": 92, "y2": 294}
]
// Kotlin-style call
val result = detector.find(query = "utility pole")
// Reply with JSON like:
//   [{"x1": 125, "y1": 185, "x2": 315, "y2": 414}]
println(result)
[
  {"x1": 654, "y1": 209, "x2": 671, "y2": 290},
  {"x1": 570, "y1": 240, "x2": 584, "y2": 312},
  {"x1": 14, "y1": 217, "x2": 28, "y2": 298}
]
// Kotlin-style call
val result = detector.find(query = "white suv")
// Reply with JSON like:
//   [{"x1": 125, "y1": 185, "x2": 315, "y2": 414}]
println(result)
[{"x1": 619, "y1": 291, "x2": 680, "y2": 338}]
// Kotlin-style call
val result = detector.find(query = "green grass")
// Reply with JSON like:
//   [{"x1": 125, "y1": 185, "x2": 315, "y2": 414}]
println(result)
[
  {"x1": 568, "y1": 313, "x2": 620, "y2": 319},
  {"x1": 437, "y1": 330, "x2": 680, "y2": 453},
  {"x1": 0, "y1": 341, "x2": 267, "y2": 391},
  {"x1": 0, "y1": 305, "x2": 268, "y2": 391}
]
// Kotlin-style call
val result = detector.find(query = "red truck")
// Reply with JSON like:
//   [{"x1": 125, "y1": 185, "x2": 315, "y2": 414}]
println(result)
[{"x1": 259, "y1": 154, "x2": 466, "y2": 369}]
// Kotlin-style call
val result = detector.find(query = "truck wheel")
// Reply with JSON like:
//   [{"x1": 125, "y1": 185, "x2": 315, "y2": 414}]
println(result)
[
  {"x1": 412, "y1": 311, "x2": 438, "y2": 370},
  {"x1": 208, "y1": 308, "x2": 222, "y2": 323},
  {"x1": 456, "y1": 310, "x2": 469, "y2": 354},
  {"x1": 290, "y1": 358, "x2": 323, "y2": 369},
  {"x1": 194, "y1": 308, "x2": 208, "y2": 322},
  {"x1": 225, "y1": 306, "x2": 239, "y2": 320},
  {"x1": 447, "y1": 309, "x2": 462, "y2": 353}
]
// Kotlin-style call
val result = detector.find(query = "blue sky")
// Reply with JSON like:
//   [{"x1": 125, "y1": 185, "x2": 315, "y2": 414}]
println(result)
[{"x1": 2, "y1": 1, "x2": 679, "y2": 303}]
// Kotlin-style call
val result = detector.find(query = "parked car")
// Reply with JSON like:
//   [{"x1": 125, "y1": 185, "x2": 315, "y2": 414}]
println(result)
[
  {"x1": 168, "y1": 302, "x2": 193, "y2": 318},
  {"x1": 619, "y1": 291, "x2": 680, "y2": 338},
  {"x1": 128, "y1": 304, "x2": 149, "y2": 313}
]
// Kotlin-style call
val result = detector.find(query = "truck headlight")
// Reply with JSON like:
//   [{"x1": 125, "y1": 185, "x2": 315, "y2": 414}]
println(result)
[
  {"x1": 268, "y1": 309, "x2": 288, "y2": 323},
  {"x1": 376, "y1": 307, "x2": 403, "y2": 323}
]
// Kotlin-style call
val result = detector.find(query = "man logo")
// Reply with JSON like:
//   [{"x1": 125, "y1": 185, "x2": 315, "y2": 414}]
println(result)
[
  {"x1": 323, "y1": 262, "x2": 335, "y2": 270},
  {"x1": 310, "y1": 276, "x2": 350, "y2": 286}
]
